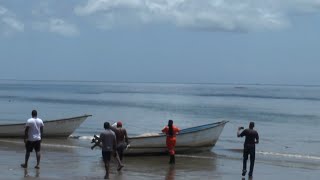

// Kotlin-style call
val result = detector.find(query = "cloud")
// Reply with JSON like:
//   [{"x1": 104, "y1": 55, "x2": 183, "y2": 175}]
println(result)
[
  {"x1": 74, "y1": 0, "x2": 320, "y2": 32},
  {"x1": 33, "y1": 18, "x2": 79, "y2": 37},
  {"x1": 0, "y1": 5, "x2": 24, "y2": 36}
]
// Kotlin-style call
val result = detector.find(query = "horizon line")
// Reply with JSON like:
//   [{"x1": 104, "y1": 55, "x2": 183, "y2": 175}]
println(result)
[{"x1": 0, "y1": 78, "x2": 319, "y2": 87}]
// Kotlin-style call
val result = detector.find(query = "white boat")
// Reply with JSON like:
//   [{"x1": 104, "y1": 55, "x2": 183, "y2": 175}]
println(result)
[
  {"x1": 0, "y1": 115, "x2": 91, "y2": 138},
  {"x1": 126, "y1": 121, "x2": 228, "y2": 154}
]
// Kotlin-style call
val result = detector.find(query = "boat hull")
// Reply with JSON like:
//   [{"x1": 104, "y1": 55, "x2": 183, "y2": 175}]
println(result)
[
  {"x1": 126, "y1": 121, "x2": 228, "y2": 154},
  {"x1": 0, "y1": 115, "x2": 91, "y2": 138}
]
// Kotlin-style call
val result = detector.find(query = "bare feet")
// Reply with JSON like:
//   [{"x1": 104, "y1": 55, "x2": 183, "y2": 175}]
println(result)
[
  {"x1": 117, "y1": 164, "x2": 124, "y2": 171},
  {"x1": 21, "y1": 164, "x2": 28, "y2": 168},
  {"x1": 34, "y1": 165, "x2": 40, "y2": 169},
  {"x1": 104, "y1": 175, "x2": 109, "y2": 179}
]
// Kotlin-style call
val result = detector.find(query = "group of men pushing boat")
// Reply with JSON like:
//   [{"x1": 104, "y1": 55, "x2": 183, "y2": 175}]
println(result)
[
  {"x1": 21, "y1": 110, "x2": 259, "y2": 179},
  {"x1": 91, "y1": 119, "x2": 180, "y2": 179}
]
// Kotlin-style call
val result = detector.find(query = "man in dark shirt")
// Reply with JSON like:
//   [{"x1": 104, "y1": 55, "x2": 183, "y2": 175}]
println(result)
[
  {"x1": 237, "y1": 122, "x2": 259, "y2": 177},
  {"x1": 92, "y1": 122, "x2": 117, "y2": 179}
]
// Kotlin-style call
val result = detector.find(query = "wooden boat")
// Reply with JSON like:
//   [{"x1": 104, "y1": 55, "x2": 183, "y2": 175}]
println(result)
[
  {"x1": 0, "y1": 115, "x2": 91, "y2": 138},
  {"x1": 126, "y1": 121, "x2": 228, "y2": 154}
]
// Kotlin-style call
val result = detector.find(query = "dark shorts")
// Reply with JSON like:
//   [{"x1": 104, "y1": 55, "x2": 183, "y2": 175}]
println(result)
[
  {"x1": 26, "y1": 140, "x2": 41, "y2": 152},
  {"x1": 102, "y1": 151, "x2": 112, "y2": 162},
  {"x1": 117, "y1": 142, "x2": 127, "y2": 152}
]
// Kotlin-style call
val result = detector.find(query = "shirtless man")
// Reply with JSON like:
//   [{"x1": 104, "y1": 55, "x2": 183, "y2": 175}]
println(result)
[{"x1": 111, "y1": 121, "x2": 129, "y2": 161}]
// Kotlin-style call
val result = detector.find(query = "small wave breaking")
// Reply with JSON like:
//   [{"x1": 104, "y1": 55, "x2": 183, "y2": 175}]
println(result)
[
  {"x1": 69, "y1": 135, "x2": 94, "y2": 140},
  {"x1": 0, "y1": 139, "x2": 83, "y2": 149},
  {"x1": 258, "y1": 151, "x2": 320, "y2": 160}
]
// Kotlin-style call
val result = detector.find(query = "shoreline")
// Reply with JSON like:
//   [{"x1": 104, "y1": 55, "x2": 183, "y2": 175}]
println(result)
[{"x1": 0, "y1": 142, "x2": 319, "y2": 180}]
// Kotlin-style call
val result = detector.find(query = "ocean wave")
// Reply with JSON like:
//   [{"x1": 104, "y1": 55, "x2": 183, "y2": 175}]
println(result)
[
  {"x1": 175, "y1": 154, "x2": 216, "y2": 159},
  {"x1": 0, "y1": 95, "x2": 136, "y2": 107},
  {"x1": 2, "y1": 87, "x2": 320, "y2": 102},
  {"x1": 224, "y1": 148, "x2": 320, "y2": 161},
  {"x1": 62, "y1": 90, "x2": 320, "y2": 102},
  {"x1": 41, "y1": 143, "x2": 84, "y2": 149},
  {"x1": 69, "y1": 135, "x2": 94, "y2": 140},
  {"x1": 197, "y1": 93, "x2": 320, "y2": 101},
  {"x1": 0, "y1": 95, "x2": 319, "y2": 122},
  {"x1": 155, "y1": 152, "x2": 320, "y2": 163},
  {"x1": 0, "y1": 139, "x2": 83, "y2": 149},
  {"x1": 258, "y1": 151, "x2": 320, "y2": 160}
]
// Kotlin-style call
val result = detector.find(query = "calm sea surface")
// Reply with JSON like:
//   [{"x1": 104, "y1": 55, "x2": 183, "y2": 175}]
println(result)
[{"x1": 0, "y1": 80, "x2": 319, "y2": 179}]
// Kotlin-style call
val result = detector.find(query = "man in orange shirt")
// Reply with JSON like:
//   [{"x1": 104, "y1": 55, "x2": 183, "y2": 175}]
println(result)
[{"x1": 162, "y1": 120, "x2": 180, "y2": 164}]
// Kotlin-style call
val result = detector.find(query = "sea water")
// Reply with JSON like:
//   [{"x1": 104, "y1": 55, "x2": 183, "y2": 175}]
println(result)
[{"x1": 0, "y1": 80, "x2": 319, "y2": 179}]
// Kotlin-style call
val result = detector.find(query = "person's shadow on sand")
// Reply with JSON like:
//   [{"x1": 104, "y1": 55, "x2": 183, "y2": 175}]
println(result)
[
  {"x1": 35, "y1": 169, "x2": 40, "y2": 177},
  {"x1": 165, "y1": 165, "x2": 176, "y2": 180},
  {"x1": 242, "y1": 177, "x2": 253, "y2": 180},
  {"x1": 24, "y1": 168, "x2": 28, "y2": 177},
  {"x1": 24, "y1": 169, "x2": 40, "y2": 178}
]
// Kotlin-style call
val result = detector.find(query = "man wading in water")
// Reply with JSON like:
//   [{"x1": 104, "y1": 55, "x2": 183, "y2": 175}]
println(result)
[{"x1": 237, "y1": 122, "x2": 259, "y2": 178}]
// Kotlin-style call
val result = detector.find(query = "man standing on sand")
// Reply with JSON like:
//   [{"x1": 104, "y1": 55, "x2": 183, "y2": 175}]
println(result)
[
  {"x1": 21, "y1": 110, "x2": 44, "y2": 169},
  {"x1": 92, "y1": 122, "x2": 117, "y2": 179},
  {"x1": 237, "y1": 122, "x2": 259, "y2": 178}
]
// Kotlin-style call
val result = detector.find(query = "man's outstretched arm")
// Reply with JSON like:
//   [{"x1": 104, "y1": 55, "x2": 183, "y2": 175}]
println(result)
[{"x1": 237, "y1": 127, "x2": 244, "y2": 137}]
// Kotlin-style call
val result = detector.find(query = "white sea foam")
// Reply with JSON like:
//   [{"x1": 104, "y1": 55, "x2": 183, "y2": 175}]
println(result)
[
  {"x1": 175, "y1": 154, "x2": 216, "y2": 160},
  {"x1": 177, "y1": 151, "x2": 320, "y2": 161},
  {"x1": 70, "y1": 135, "x2": 95, "y2": 140},
  {"x1": 41, "y1": 143, "x2": 83, "y2": 149},
  {"x1": 135, "y1": 133, "x2": 160, "y2": 137},
  {"x1": 258, "y1": 151, "x2": 320, "y2": 160},
  {"x1": 0, "y1": 139, "x2": 83, "y2": 149}
]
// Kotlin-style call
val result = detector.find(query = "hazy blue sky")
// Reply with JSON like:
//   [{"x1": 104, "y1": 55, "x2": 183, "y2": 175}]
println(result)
[{"x1": 0, "y1": 0, "x2": 320, "y2": 84}]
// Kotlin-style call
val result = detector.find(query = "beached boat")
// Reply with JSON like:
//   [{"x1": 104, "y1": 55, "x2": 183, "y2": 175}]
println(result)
[
  {"x1": 126, "y1": 121, "x2": 228, "y2": 154},
  {"x1": 0, "y1": 115, "x2": 91, "y2": 138}
]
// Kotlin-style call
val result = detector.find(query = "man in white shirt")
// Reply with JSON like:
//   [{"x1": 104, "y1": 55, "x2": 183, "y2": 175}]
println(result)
[{"x1": 21, "y1": 110, "x2": 44, "y2": 169}]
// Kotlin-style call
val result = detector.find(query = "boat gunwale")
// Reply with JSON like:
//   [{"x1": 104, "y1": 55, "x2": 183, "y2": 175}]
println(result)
[
  {"x1": 130, "y1": 120, "x2": 228, "y2": 140},
  {"x1": 127, "y1": 144, "x2": 215, "y2": 149},
  {"x1": 0, "y1": 114, "x2": 92, "y2": 127}
]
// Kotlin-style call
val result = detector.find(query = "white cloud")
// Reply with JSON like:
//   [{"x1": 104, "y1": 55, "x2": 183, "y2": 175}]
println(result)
[
  {"x1": 0, "y1": 5, "x2": 24, "y2": 36},
  {"x1": 74, "y1": 0, "x2": 320, "y2": 32},
  {"x1": 49, "y1": 18, "x2": 79, "y2": 36},
  {"x1": 0, "y1": 6, "x2": 8, "y2": 15},
  {"x1": 2, "y1": 17, "x2": 24, "y2": 32},
  {"x1": 33, "y1": 18, "x2": 79, "y2": 37}
]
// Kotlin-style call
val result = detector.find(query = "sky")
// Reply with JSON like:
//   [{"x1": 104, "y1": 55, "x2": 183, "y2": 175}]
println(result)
[{"x1": 0, "y1": 0, "x2": 320, "y2": 85}]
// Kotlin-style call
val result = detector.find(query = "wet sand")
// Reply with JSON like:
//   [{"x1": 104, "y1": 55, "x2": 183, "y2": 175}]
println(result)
[{"x1": 0, "y1": 139, "x2": 319, "y2": 180}]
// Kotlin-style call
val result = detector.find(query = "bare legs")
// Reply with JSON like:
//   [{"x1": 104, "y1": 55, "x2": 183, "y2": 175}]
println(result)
[
  {"x1": 21, "y1": 151, "x2": 41, "y2": 169},
  {"x1": 35, "y1": 151, "x2": 41, "y2": 169},
  {"x1": 169, "y1": 155, "x2": 175, "y2": 164},
  {"x1": 115, "y1": 152, "x2": 124, "y2": 171},
  {"x1": 104, "y1": 160, "x2": 110, "y2": 179},
  {"x1": 21, "y1": 151, "x2": 30, "y2": 168}
]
